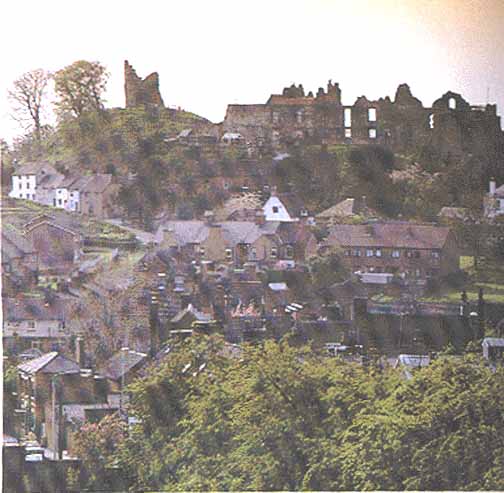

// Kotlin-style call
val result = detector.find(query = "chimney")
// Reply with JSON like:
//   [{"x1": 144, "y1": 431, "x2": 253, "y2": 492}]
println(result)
[
  {"x1": 489, "y1": 178, "x2": 496, "y2": 196},
  {"x1": 75, "y1": 337, "x2": 85, "y2": 367},
  {"x1": 255, "y1": 208, "x2": 266, "y2": 226},
  {"x1": 204, "y1": 210, "x2": 215, "y2": 225}
]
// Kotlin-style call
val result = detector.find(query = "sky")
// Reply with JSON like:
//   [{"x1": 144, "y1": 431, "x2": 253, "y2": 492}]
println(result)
[{"x1": 1, "y1": 0, "x2": 504, "y2": 143}]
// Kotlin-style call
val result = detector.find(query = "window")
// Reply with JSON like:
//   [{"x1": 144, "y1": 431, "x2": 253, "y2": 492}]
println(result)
[
  {"x1": 58, "y1": 199, "x2": 62, "y2": 206},
  {"x1": 26, "y1": 181, "x2": 30, "y2": 189},
  {"x1": 53, "y1": 199, "x2": 57, "y2": 206},
  {"x1": 448, "y1": 97, "x2": 456, "y2": 110},
  {"x1": 368, "y1": 108, "x2": 377, "y2": 122},
  {"x1": 429, "y1": 114, "x2": 435, "y2": 129},
  {"x1": 296, "y1": 110, "x2": 303, "y2": 123},
  {"x1": 31, "y1": 341, "x2": 41, "y2": 350},
  {"x1": 431, "y1": 251, "x2": 440, "y2": 259},
  {"x1": 345, "y1": 249, "x2": 351, "y2": 256},
  {"x1": 272, "y1": 206, "x2": 279, "y2": 214},
  {"x1": 286, "y1": 245, "x2": 294, "y2": 259},
  {"x1": 391, "y1": 250, "x2": 400, "y2": 258},
  {"x1": 199, "y1": 247, "x2": 205, "y2": 257},
  {"x1": 366, "y1": 249, "x2": 374, "y2": 257},
  {"x1": 345, "y1": 128, "x2": 352, "y2": 138},
  {"x1": 368, "y1": 128, "x2": 377, "y2": 139},
  {"x1": 375, "y1": 249, "x2": 382, "y2": 257},
  {"x1": 353, "y1": 249, "x2": 361, "y2": 257},
  {"x1": 271, "y1": 247, "x2": 278, "y2": 259},
  {"x1": 251, "y1": 247, "x2": 257, "y2": 259},
  {"x1": 344, "y1": 108, "x2": 352, "y2": 128},
  {"x1": 225, "y1": 248, "x2": 233, "y2": 259},
  {"x1": 28, "y1": 321, "x2": 35, "y2": 328}
]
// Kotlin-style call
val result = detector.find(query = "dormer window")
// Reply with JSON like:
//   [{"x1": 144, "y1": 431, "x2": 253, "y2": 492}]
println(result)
[
  {"x1": 272, "y1": 206, "x2": 279, "y2": 214},
  {"x1": 225, "y1": 248, "x2": 233, "y2": 259},
  {"x1": 271, "y1": 247, "x2": 278, "y2": 259}
]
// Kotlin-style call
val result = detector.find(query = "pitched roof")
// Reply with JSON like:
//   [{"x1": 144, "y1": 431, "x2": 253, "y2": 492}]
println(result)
[
  {"x1": 159, "y1": 221, "x2": 280, "y2": 248},
  {"x1": 171, "y1": 304, "x2": 213, "y2": 324},
  {"x1": 18, "y1": 352, "x2": 80, "y2": 375},
  {"x1": 3, "y1": 297, "x2": 68, "y2": 322},
  {"x1": 324, "y1": 222, "x2": 451, "y2": 250},
  {"x1": 12, "y1": 161, "x2": 56, "y2": 176},
  {"x1": 2, "y1": 228, "x2": 36, "y2": 261},
  {"x1": 37, "y1": 172, "x2": 65, "y2": 189},
  {"x1": 100, "y1": 348, "x2": 148, "y2": 381}
]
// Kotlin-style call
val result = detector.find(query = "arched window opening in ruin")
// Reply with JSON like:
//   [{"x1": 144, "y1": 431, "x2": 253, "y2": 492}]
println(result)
[
  {"x1": 344, "y1": 108, "x2": 352, "y2": 128},
  {"x1": 368, "y1": 108, "x2": 377, "y2": 122},
  {"x1": 368, "y1": 128, "x2": 377, "y2": 139},
  {"x1": 345, "y1": 128, "x2": 352, "y2": 138},
  {"x1": 429, "y1": 114, "x2": 435, "y2": 129},
  {"x1": 448, "y1": 97, "x2": 456, "y2": 110},
  {"x1": 296, "y1": 110, "x2": 303, "y2": 123}
]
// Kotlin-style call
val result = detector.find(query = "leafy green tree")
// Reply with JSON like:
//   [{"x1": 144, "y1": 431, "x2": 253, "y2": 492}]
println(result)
[{"x1": 54, "y1": 60, "x2": 109, "y2": 118}]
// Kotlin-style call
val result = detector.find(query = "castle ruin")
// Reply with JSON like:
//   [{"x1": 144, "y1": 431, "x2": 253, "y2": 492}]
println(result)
[{"x1": 124, "y1": 60, "x2": 164, "y2": 108}]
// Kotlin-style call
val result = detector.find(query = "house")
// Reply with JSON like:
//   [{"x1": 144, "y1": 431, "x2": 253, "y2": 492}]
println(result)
[
  {"x1": 79, "y1": 174, "x2": 116, "y2": 218},
  {"x1": 16, "y1": 350, "x2": 117, "y2": 460},
  {"x1": 8, "y1": 161, "x2": 61, "y2": 203},
  {"x1": 170, "y1": 303, "x2": 215, "y2": 333},
  {"x1": 482, "y1": 337, "x2": 504, "y2": 363},
  {"x1": 263, "y1": 193, "x2": 296, "y2": 222},
  {"x1": 158, "y1": 219, "x2": 281, "y2": 264},
  {"x1": 3, "y1": 298, "x2": 72, "y2": 355},
  {"x1": 484, "y1": 179, "x2": 504, "y2": 218},
  {"x1": 23, "y1": 219, "x2": 81, "y2": 274},
  {"x1": 17, "y1": 352, "x2": 81, "y2": 451},
  {"x1": 1, "y1": 228, "x2": 39, "y2": 294},
  {"x1": 99, "y1": 348, "x2": 149, "y2": 392},
  {"x1": 322, "y1": 221, "x2": 459, "y2": 282}
]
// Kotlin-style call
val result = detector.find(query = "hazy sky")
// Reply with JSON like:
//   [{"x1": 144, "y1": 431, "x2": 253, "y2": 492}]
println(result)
[{"x1": 1, "y1": 0, "x2": 503, "y2": 143}]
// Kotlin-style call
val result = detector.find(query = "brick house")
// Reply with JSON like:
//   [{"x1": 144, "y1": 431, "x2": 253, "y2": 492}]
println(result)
[
  {"x1": 78, "y1": 174, "x2": 117, "y2": 218},
  {"x1": 322, "y1": 222, "x2": 459, "y2": 282},
  {"x1": 24, "y1": 220, "x2": 81, "y2": 274}
]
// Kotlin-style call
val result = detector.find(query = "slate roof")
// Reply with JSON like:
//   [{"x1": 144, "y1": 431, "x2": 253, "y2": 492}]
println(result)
[
  {"x1": 12, "y1": 161, "x2": 56, "y2": 176},
  {"x1": 494, "y1": 185, "x2": 504, "y2": 198},
  {"x1": 37, "y1": 172, "x2": 65, "y2": 189},
  {"x1": 324, "y1": 222, "x2": 451, "y2": 250},
  {"x1": 3, "y1": 298, "x2": 68, "y2": 322},
  {"x1": 18, "y1": 352, "x2": 80, "y2": 375},
  {"x1": 171, "y1": 304, "x2": 213, "y2": 324},
  {"x1": 100, "y1": 349, "x2": 148, "y2": 381},
  {"x1": 2, "y1": 228, "x2": 36, "y2": 261},
  {"x1": 159, "y1": 221, "x2": 280, "y2": 248},
  {"x1": 482, "y1": 337, "x2": 504, "y2": 347}
]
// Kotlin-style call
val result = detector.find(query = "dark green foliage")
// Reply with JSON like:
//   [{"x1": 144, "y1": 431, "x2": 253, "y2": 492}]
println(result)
[{"x1": 86, "y1": 336, "x2": 504, "y2": 491}]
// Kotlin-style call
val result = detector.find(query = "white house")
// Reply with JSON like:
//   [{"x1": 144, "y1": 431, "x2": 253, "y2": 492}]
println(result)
[
  {"x1": 9, "y1": 162, "x2": 60, "y2": 203},
  {"x1": 484, "y1": 179, "x2": 504, "y2": 218},
  {"x1": 262, "y1": 195, "x2": 295, "y2": 222}
]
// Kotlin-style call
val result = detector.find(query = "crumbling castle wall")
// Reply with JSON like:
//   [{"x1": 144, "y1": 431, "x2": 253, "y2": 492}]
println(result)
[
  {"x1": 222, "y1": 80, "x2": 503, "y2": 157},
  {"x1": 124, "y1": 60, "x2": 164, "y2": 108}
]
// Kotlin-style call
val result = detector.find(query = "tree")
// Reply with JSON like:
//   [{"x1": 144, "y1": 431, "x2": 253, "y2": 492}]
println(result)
[
  {"x1": 54, "y1": 60, "x2": 109, "y2": 118},
  {"x1": 8, "y1": 69, "x2": 51, "y2": 141}
]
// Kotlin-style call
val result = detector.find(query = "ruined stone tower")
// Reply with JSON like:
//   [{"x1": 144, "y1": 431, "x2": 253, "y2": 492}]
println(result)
[{"x1": 124, "y1": 60, "x2": 164, "y2": 108}]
